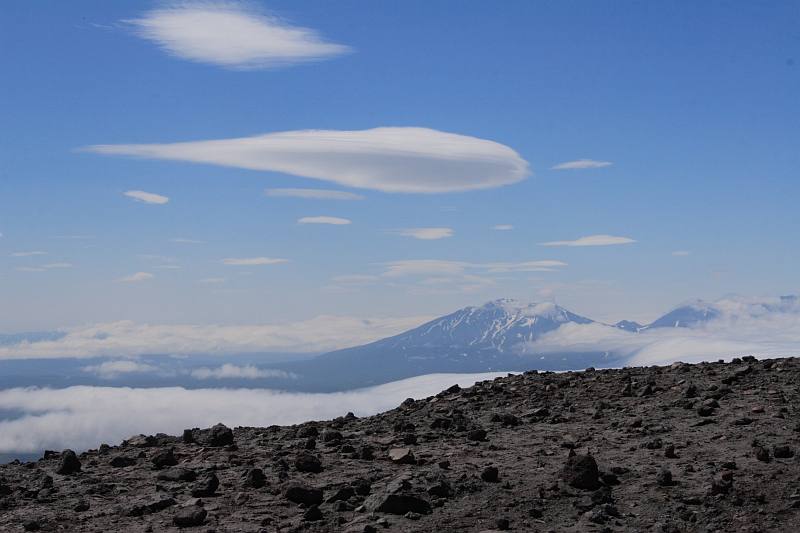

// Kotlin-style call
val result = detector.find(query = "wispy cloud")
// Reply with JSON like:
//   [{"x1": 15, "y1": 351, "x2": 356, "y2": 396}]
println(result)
[
  {"x1": 16, "y1": 267, "x2": 46, "y2": 273},
  {"x1": 84, "y1": 127, "x2": 529, "y2": 194},
  {"x1": 381, "y1": 259, "x2": 567, "y2": 278},
  {"x1": 298, "y1": 216, "x2": 351, "y2": 225},
  {"x1": 127, "y1": 1, "x2": 351, "y2": 70},
  {"x1": 82, "y1": 360, "x2": 159, "y2": 379},
  {"x1": 493, "y1": 224, "x2": 513, "y2": 231},
  {"x1": 540, "y1": 234, "x2": 636, "y2": 247},
  {"x1": 123, "y1": 190, "x2": 169, "y2": 205},
  {"x1": 190, "y1": 364, "x2": 294, "y2": 380},
  {"x1": 171, "y1": 238, "x2": 205, "y2": 244},
  {"x1": 395, "y1": 227, "x2": 453, "y2": 240},
  {"x1": 0, "y1": 372, "x2": 507, "y2": 452},
  {"x1": 41, "y1": 263, "x2": 73, "y2": 269},
  {"x1": 265, "y1": 188, "x2": 364, "y2": 200},
  {"x1": 119, "y1": 272, "x2": 154, "y2": 283},
  {"x1": 0, "y1": 315, "x2": 431, "y2": 359},
  {"x1": 672, "y1": 250, "x2": 691, "y2": 256},
  {"x1": 551, "y1": 159, "x2": 612, "y2": 170},
  {"x1": 11, "y1": 251, "x2": 47, "y2": 257},
  {"x1": 221, "y1": 257, "x2": 289, "y2": 266}
]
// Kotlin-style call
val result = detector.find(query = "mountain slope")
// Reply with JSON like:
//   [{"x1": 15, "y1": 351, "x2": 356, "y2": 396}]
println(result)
[{"x1": 278, "y1": 300, "x2": 617, "y2": 390}]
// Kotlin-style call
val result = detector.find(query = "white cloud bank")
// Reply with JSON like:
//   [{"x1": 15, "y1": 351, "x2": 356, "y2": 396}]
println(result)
[
  {"x1": 82, "y1": 360, "x2": 159, "y2": 379},
  {"x1": 11, "y1": 251, "x2": 47, "y2": 257},
  {"x1": 396, "y1": 227, "x2": 453, "y2": 240},
  {"x1": 84, "y1": 127, "x2": 530, "y2": 194},
  {"x1": 0, "y1": 372, "x2": 508, "y2": 453},
  {"x1": 0, "y1": 315, "x2": 432, "y2": 360},
  {"x1": 221, "y1": 257, "x2": 288, "y2": 266},
  {"x1": 540, "y1": 235, "x2": 636, "y2": 247},
  {"x1": 298, "y1": 216, "x2": 351, "y2": 225},
  {"x1": 190, "y1": 364, "x2": 294, "y2": 380},
  {"x1": 127, "y1": 1, "x2": 351, "y2": 70},
  {"x1": 123, "y1": 190, "x2": 169, "y2": 204},
  {"x1": 551, "y1": 159, "x2": 612, "y2": 170},
  {"x1": 266, "y1": 188, "x2": 364, "y2": 201},
  {"x1": 524, "y1": 295, "x2": 800, "y2": 367}
]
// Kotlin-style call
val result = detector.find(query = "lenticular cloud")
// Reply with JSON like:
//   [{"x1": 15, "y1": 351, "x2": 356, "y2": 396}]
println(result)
[{"x1": 84, "y1": 127, "x2": 530, "y2": 194}]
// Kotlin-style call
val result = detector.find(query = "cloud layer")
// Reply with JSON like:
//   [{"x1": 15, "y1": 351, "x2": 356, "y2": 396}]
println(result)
[
  {"x1": 128, "y1": 1, "x2": 351, "y2": 70},
  {"x1": 221, "y1": 257, "x2": 288, "y2": 266},
  {"x1": 298, "y1": 216, "x2": 351, "y2": 225},
  {"x1": 540, "y1": 235, "x2": 636, "y2": 247},
  {"x1": 524, "y1": 295, "x2": 800, "y2": 367},
  {"x1": 396, "y1": 227, "x2": 453, "y2": 240},
  {"x1": 551, "y1": 159, "x2": 612, "y2": 170},
  {"x1": 0, "y1": 315, "x2": 431, "y2": 359},
  {"x1": 123, "y1": 190, "x2": 169, "y2": 204},
  {"x1": 0, "y1": 371, "x2": 507, "y2": 453},
  {"x1": 265, "y1": 188, "x2": 364, "y2": 200},
  {"x1": 85, "y1": 127, "x2": 530, "y2": 194}
]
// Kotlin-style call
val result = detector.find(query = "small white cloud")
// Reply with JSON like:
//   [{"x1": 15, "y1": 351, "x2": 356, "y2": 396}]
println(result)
[
  {"x1": 171, "y1": 238, "x2": 205, "y2": 244},
  {"x1": 222, "y1": 257, "x2": 289, "y2": 266},
  {"x1": 124, "y1": 190, "x2": 169, "y2": 205},
  {"x1": 540, "y1": 234, "x2": 636, "y2": 247},
  {"x1": 127, "y1": 1, "x2": 351, "y2": 70},
  {"x1": 493, "y1": 224, "x2": 514, "y2": 231},
  {"x1": 551, "y1": 159, "x2": 613, "y2": 170},
  {"x1": 84, "y1": 127, "x2": 529, "y2": 194},
  {"x1": 42, "y1": 263, "x2": 73, "y2": 269},
  {"x1": 298, "y1": 216, "x2": 351, "y2": 225},
  {"x1": 82, "y1": 360, "x2": 158, "y2": 379},
  {"x1": 190, "y1": 364, "x2": 294, "y2": 380},
  {"x1": 672, "y1": 250, "x2": 691, "y2": 256},
  {"x1": 265, "y1": 188, "x2": 364, "y2": 200},
  {"x1": 395, "y1": 227, "x2": 453, "y2": 240},
  {"x1": 11, "y1": 251, "x2": 47, "y2": 257},
  {"x1": 155, "y1": 265, "x2": 182, "y2": 270},
  {"x1": 119, "y1": 272, "x2": 154, "y2": 283}
]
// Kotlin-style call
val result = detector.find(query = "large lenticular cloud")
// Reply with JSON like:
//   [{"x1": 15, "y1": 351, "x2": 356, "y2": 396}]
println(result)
[{"x1": 84, "y1": 128, "x2": 530, "y2": 194}]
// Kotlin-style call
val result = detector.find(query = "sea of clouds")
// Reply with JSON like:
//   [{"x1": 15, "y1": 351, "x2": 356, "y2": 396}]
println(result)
[{"x1": 0, "y1": 372, "x2": 508, "y2": 454}]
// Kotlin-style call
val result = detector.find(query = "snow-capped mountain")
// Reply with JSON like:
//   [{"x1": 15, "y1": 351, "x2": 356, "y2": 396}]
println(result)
[
  {"x1": 358, "y1": 299, "x2": 594, "y2": 353},
  {"x1": 644, "y1": 294, "x2": 799, "y2": 330},
  {"x1": 279, "y1": 299, "x2": 613, "y2": 390},
  {"x1": 645, "y1": 301, "x2": 721, "y2": 329}
]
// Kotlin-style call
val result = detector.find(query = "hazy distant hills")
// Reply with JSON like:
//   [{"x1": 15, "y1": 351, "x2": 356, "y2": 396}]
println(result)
[
  {"x1": 0, "y1": 296, "x2": 796, "y2": 392},
  {"x1": 277, "y1": 298, "x2": 730, "y2": 390}
]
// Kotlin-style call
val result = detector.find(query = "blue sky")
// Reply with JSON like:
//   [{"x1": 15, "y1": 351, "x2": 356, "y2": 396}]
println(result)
[{"x1": 1, "y1": 0, "x2": 798, "y2": 332}]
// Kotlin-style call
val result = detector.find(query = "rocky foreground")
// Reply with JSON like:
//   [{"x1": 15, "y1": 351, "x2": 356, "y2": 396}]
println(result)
[{"x1": 1, "y1": 357, "x2": 799, "y2": 532}]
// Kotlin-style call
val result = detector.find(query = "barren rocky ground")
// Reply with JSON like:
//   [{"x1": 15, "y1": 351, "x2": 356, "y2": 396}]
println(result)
[{"x1": 1, "y1": 356, "x2": 799, "y2": 532}]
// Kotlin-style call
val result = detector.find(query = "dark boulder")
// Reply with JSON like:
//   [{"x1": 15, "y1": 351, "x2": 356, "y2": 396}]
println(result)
[
  {"x1": 56, "y1": 450, "x2": 81, "y2": 475},
  {"x1": 561, "y1": 454, "x2": 600, "y2": 490},
  {"x1": 191, "y1": 473, "x2": 219, "y2": 497},
  {"x1": 285, "y1": 483, "x2": 323, "y2": 505},
  {"x1": 207, "y1": 424, "x2": 234, "y2": 447},
  {"x1": 173, "y1": 506, "x2": 207, "y2": 528}
]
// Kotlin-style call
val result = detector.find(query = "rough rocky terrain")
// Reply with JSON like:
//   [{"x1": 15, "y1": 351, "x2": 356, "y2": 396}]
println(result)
[{"x1": 1, "y1": 356, "x2": 799, "y2": 532}]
